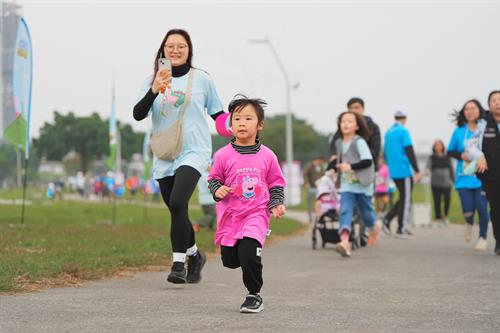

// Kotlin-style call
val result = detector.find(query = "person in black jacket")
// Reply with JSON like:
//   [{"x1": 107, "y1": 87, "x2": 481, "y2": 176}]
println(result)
[
  {"x1": 330, "y1": 97, "x2": 381, "y2": 170},
  {"x1": 476, "y1": 90, "x2": 500, "y2": 255}
]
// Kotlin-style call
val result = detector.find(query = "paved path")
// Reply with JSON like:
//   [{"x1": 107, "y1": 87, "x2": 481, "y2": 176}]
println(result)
[{"x1": 1, "y1": 212, "x2": 499, "y2": 333}]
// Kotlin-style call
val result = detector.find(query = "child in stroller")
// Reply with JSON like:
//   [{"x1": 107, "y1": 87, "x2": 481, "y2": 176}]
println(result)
[
  {"x1": 312, "y1": 168, "x2": 360, "y2": 250},
  {"x1": 312, "y1": 169, "x2": 356, "y2": 250},
  {"x1": 312, "y1": 168, "x2": 339, "y2": 249}
]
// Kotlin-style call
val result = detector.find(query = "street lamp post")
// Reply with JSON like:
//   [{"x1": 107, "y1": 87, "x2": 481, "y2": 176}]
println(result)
[{"x1": 248, "y1": 38, "x2": 294, "y2": 202}]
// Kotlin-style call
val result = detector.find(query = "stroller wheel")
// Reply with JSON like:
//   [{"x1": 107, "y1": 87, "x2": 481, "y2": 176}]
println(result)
[{"x1": 351, "y1": 236, "x2": 360, "y2": 250}]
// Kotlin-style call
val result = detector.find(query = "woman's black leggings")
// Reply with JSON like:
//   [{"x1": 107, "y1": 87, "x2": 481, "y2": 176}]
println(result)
[
  {"x1": 431, "y1": 186, "x2": 451, "y2": 219},
  {"x1": 158, "y1": 166, "x2": 201, "y2": 253}
]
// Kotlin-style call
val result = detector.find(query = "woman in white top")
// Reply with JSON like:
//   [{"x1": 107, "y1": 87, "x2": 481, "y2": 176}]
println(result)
[{"x1": 133, "y1": 29, "x2": 224, "y2": 284}]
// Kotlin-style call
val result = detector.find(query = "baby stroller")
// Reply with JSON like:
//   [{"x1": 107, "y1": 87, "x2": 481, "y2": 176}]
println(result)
[
  {"x1": 312, "y1": 208, "x2": 340, "y2": 249},
  {"x1": 311, "y1": 170, "x2": 360, "y2": 250}
]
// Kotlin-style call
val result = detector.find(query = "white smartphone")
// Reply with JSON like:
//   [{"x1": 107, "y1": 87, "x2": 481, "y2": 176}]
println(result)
[{"x1": 158, "y1": 58, "x2": 172, "y2": 72}]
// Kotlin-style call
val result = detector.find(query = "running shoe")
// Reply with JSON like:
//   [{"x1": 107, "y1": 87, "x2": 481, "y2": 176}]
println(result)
[
  {"x1": 475, "y1": 237, "x2": 488, "y2": 251},
  {"x1": 167, "y1": 262, "x2": 187, "y2": 284},
  {"x1": 404, "y1": 228, "x2": 415, "y2": 236},
  {"x1": 395, "y1": 231, "x2": 410, "y2": 239},
  {"x1": 335, "y1": 241, "x2": 352, "y2": 257},
  {"x1": 382, "y1": 219, "x2": 392, "y2": 236},
  {"x1": 186, "y1": 251, "x2": 206, "y2": 283},
  {"x1": 240, "y1": 293, "x2": 264, "y2": 313},
  {"x1": 368, "y1": 220, "x2": 382, "y2": 246}
]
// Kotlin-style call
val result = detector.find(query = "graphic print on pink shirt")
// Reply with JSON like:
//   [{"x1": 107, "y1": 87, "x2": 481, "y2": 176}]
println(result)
[
  {"x1": 233, "y1": 173, "x2": 262, "y2": 199},
  {"x1": 208, "y1": 144, "x2": 286, "y2": 247}
]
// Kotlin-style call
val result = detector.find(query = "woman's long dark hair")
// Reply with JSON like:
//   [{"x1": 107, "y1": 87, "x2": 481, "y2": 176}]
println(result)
[
  {"x1": 452, "y1": 99, "x2": 486, "y2": 127},
  {"x1": 336, "y1": 111, "x2": 371, "y2": 141},
  {"x1": 151, "y1": 29, "x2": 193, "y2": 83}
]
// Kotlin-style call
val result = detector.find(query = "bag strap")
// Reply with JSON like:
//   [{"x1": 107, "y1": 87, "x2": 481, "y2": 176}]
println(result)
[{"x1": 176, "y1": 69, "x2": 195, "y2": 121}]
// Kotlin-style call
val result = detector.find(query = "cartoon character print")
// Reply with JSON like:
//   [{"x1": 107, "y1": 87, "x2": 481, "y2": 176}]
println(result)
[
  {"x1": 342, "y1": 170, "x2": 360, "y2": 185},
  {"x1": 233, "y1": 173, "x2": 262, "y2": 200},
  {"x1": 169, "y1": 90, "x2": 186, "y2": 107},
  {"x1": 242, "y1": 175, "x2": 259, "y2": 198},
  {"x1": 161, "y1": 90, "x2": 187, "y2": 117}
]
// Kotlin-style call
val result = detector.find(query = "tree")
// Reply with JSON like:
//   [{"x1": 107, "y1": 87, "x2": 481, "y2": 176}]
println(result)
[
  {"x1": 33, "y1": 111, "x2": 145, "y2": 173},
  {"x1": 261, "y1": 115, "x2": 330, "y2": 164},
  {"x1": 69, "y1": 112, "x2": 108, "y2": 173},
  {"x1": 33, "y1": 111, "x2": 77, "y2": 161},
  {"x1": 119, "y1": 123, "x2": 144, "y2": 161}
]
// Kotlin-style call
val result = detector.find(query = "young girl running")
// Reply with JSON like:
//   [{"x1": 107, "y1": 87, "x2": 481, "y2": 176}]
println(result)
[
  {"x1": 333, "y1": 111, "x2": 381, "y2": 257},
  {"x1": 208, "y1": 95, "x2": 286, "y2": 313}
]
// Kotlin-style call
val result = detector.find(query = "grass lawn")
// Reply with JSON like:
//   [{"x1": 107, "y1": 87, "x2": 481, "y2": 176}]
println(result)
[{"x1": 0, "y1": 188, "x2": 304, "y2": 293}]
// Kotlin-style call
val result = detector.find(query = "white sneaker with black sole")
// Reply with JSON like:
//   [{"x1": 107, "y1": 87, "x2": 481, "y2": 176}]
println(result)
[{"x1": 240, "y1": 293, "x2": 264, "y2": 313}]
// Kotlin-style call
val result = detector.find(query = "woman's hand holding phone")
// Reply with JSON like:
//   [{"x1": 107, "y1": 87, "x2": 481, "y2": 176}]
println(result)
[{"x1": 152, "y1": 69, "x2": 171, "y2": 94}]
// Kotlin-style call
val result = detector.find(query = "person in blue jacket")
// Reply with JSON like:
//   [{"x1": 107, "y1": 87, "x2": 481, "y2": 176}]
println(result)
[
  {"x1": 382, "y1": 106, "x2": 423, "y2": 238},
  {"x1": 447, "y1": 99, "x2": 489, "y2": 251}
]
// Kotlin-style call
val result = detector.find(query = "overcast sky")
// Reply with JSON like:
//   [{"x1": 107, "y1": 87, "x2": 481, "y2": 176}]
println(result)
[{"x1": 14, "y1": 0, "x2": 500, "y2": 153}]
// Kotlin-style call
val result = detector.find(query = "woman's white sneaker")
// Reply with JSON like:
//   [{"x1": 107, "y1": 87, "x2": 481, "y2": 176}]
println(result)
[{"x1": 475, "y1": 237, "x2": 488, "y2": 251}]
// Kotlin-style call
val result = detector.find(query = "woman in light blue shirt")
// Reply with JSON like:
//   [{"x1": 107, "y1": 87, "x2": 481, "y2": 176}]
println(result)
[
  {"x1": 133, "y1": 29, "x2": 224, "y2": 284},
  {"x1": 447, "y1": 99, "x2": 489, "y2": 251}
]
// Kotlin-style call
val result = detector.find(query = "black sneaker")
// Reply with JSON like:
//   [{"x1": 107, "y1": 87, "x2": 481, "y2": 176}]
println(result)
[
  {"x1": 395, "y1": 231, "x2": 410, "y2": 239},
  {"x1": 186, "y1": 251, "x2": 206, "y2": 283},
  {"x1": 382, "y1": 219, "x2": 392, "y2": 236},
  {"x1": 495, "y1": 241, "x2": 500, "y2": 256},
  {"x1": 240, "y1": 293, "x2": 264, "y2": 313},
  {"x1": 167, "y1": 262, "x2": 186, "y2": 284}
]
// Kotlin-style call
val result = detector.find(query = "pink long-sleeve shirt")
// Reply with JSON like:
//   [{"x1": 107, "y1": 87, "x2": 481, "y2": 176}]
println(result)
[{"x1": 208, "y1": 144, "x2": 286, "y2": 247}]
